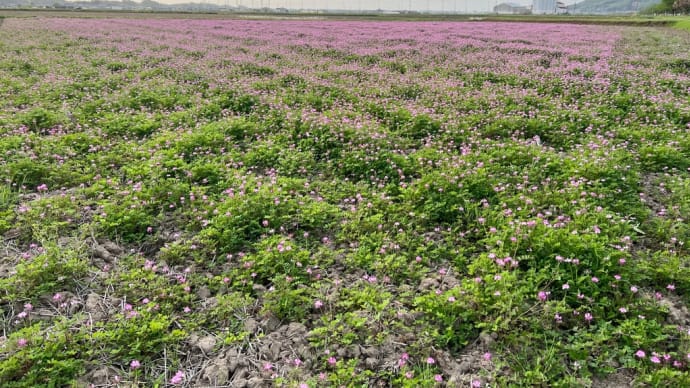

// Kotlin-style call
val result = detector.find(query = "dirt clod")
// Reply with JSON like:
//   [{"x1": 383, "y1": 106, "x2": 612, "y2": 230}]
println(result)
[
  {"x1": 243, "y1": 318, "x2": 259, "y2": 333},
  {"x1": 196, "y1": 286, "x2": 212, "y2": 299},
  {"x1": 84, "y1": 293, "x2": 106, "y2": 321},
  {"x1": 90, "y1": 243, "x2": 114, "y2": 262},
  {"x1": 247, "y1": 376, "x2": 264, "y2": 388},
  {"x1": 418, "y1": 277, "x2": 439, "y2": 290},
  {"x1": 99, "y1": 240, "x2": 123, "y2": 255},
  {"x1": 197, "y1": 335, "x2": 217, "y2": 354},
  {"x1": 79, "y1": 366, "x2": 120, "y2": 385},
  {"x1": 201, "y1": 357, "x2": 231, "y2": 385},
  {"x1": 592, "y1": 369, "x2": 635, "y2": 388},
  {"x1": 659, "y1": 296, "x2": 690, "y2": 325}
]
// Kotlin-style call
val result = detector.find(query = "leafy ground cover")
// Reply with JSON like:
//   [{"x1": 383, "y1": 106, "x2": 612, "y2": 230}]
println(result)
[{"x1": 0, "y1": 16, "x2": 689, "y2": 387}]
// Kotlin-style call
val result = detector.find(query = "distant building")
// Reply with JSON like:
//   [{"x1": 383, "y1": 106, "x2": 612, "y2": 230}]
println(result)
[
  {"x1": 533, "y1": 0, "x2": 557, "y2": 13},
  {"x1": 494, "y1": 2, "x2": 532, "y2": 14},
  {"x1": 556, "y1": 1, "x2": 568, "y2": 12}
]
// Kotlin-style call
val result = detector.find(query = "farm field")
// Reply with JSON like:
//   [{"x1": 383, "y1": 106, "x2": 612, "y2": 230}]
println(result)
[{"x1": 1, "y1": 15, "x2": 690, "y2": 387}]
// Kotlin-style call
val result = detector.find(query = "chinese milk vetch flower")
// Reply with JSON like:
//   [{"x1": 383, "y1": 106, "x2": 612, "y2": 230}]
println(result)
[{"x1": 170, "y1": 370, "x2": 184, "y2": 385}]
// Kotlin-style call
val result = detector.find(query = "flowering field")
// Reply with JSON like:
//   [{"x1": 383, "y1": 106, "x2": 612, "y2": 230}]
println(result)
[{"x1": 1, "y1": 16, "x2": 690, "y2": 387}]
